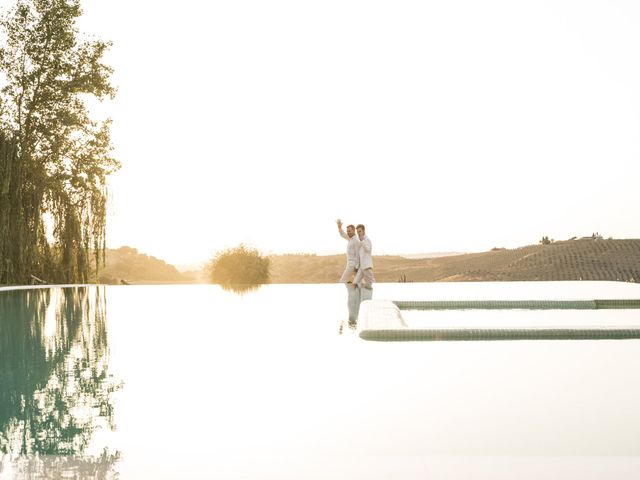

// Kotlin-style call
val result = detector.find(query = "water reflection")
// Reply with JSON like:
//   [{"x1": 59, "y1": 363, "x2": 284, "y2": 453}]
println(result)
[
  {"x1": 219, "y1": 283, "x2": 263, "y2": 295},
  {"x1": 0, "y1": 452, "x2": 120, "y2": 479},
  {"x1": 341, "y1": 284, "x2": 373, "y2": 332},
  {"x1": 0, "y1": 287, "x2": 120, "y2": 476}
]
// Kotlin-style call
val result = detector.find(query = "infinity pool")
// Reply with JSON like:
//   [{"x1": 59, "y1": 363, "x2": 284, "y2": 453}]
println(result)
[{"x1": 2, "y1": 282, "x2": 640, "y2": 479}]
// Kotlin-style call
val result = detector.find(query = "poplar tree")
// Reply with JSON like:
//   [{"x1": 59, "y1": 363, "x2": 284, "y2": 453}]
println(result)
[{"x1": 0, "y1": 0, "x2": 119, "y2": 284}]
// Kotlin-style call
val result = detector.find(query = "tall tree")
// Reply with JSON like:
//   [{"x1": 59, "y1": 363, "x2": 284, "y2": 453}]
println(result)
[{"x1": 0, "y1": 0, "x2": 119, "y2": 284}]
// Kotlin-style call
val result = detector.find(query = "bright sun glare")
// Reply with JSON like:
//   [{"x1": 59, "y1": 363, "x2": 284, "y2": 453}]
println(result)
[{"x1": 35, "y1": 0, "x2": 640, "y2": 266}]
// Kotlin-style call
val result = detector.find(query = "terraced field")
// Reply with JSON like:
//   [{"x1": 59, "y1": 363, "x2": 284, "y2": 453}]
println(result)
[
  {"x1": 482, "y1": 239, "x2": 640, "y2": 282},
  {"x1": 268, "y1": 239, "x2": 640, "y2": 283}
]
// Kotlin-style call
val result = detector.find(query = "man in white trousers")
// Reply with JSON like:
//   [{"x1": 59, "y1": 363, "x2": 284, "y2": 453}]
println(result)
[
  {"x1": 336, "y1": 218, "x2": 359, "y2": 283},
  {"x1": 353, "y1": 224, "x2": 374, "y2": 289}
]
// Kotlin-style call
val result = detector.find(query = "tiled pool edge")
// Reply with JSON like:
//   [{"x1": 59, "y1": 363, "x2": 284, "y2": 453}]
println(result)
[
  {"x1": 358, "y1": 299, "x2": 640, "y2": 342},
  {"x1": 394, "y1": 299, "x2": 640, "y2": 310}
]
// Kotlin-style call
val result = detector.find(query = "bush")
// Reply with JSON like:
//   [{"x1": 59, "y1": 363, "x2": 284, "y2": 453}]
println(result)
[{"x1": 207, "y1": 245, "x2": 270, "y2": 286}]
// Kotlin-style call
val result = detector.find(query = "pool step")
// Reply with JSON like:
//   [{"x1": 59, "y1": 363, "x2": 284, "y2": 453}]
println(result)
[
  {"x1": 360, "y1": 327, "x2": 640, "y2": 342},
  {"x1": 393, "y1": 299, "x2": 640, "y2": 310},
  {"x1": 358, "y1": 300, "x2": 640, "y2": 342}
]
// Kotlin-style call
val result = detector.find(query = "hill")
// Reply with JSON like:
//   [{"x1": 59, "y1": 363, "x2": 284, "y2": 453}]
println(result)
[
  {"x1": 97, "y1": 239, "x2": 640, "y2": 285},
  {"x1": 99, "y1": 246, "x2": 194, "y2": 284},
  {"x1": 269, "y1": 239, "x2": 640, "y2": 283}
]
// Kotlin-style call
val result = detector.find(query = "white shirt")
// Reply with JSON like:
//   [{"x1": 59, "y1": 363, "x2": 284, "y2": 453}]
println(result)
[
  {"x1": 339, "y1": 228, "x2": 360, "y2": 268},
  {"x1": 354, "y1": 235, "x2": 373, "y2": 270}
]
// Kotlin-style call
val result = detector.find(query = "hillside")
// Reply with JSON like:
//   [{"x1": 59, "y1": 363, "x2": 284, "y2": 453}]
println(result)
[
  {"x1": 99, "y1": 246, "x2": 193, "y2": 284},
  {"x1": 269, "y1": 239, "x2": 640, "y2": 284},
  {"x1": 97, "y1": 239, "x2": 640, "y2": 285}
]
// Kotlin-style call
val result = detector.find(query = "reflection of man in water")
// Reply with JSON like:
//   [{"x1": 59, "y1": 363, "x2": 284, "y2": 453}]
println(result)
[
  {"x1": 353, "y1": 224, "x2": 374, "y2": 289},
  {"x1": 336, "y1": 219, "x2": 359, "y2": 283},
  {"x1": 346, "y1": 283, "x2": 360, "y2": 328},
  {"x1": 345, "y1": 277, "x2": 373, "y2": 330}
]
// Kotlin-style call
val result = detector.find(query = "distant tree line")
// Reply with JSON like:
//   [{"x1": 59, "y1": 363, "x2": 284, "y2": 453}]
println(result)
[
  {"x1": 541, "y1": 233, "x2": 607, "y2": 245},
  {"x1": 0, "y1": 0, "x2": 118, "y2": 284}
]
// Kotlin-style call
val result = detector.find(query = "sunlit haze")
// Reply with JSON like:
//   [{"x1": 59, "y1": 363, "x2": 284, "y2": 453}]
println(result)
[{"x1": 6, "y1": 0, "x2": 640, "y2": 266}]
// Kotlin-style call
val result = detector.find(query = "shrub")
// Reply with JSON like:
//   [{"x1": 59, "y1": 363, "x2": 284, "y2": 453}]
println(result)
[{"x1": 207, "y1": 244, "x2": 270, "y2": 286}]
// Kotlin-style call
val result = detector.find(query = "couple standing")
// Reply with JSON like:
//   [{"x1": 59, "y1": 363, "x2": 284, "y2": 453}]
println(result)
[{"x1": 336, "y1": 219, "x2": 374, "y2": 289}]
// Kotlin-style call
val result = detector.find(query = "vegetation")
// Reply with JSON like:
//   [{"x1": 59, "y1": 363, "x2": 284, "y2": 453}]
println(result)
[
  {"x1": 219, "y1": 283, "x2": 263, "y2": 295},
  {"x1": 206, "y1": 244, "x2": 270, "y2": 286},
  {"x1": 0, "y1": 0, "x2": 118, "y2": 285}
]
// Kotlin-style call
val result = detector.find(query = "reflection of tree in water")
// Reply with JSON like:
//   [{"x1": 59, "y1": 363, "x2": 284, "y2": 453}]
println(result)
[
  {"x1": 220, "y1": 283, "x2": 263, "y2": 295},
  {"x1": 0, "y1": 287, "x2": 120, "y2": 476},
  {"x1": 1, "y1": 450, "x2": 120, "y2": 479}
]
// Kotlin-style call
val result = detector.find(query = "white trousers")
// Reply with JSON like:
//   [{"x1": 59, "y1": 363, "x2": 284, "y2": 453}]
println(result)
[
  {"x1": 339, "y1": 265, "x2": 358, "y2": 283},
  {"x1": 354, "y1": 268, "x2": 375, "y2": 288}
]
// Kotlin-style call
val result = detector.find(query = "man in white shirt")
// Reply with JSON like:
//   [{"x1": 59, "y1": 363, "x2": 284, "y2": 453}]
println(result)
[
  {"x1": 336, "y1": 218, "x2": 359, "y2": 283},
  {"x1": 353, "y1": 224, "x2": 374, "y2": 288}
]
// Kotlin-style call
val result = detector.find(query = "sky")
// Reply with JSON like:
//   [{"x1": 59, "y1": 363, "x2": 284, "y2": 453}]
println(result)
[{"x1": 6, "y1": 0, "x2": 640, "y2": 266}]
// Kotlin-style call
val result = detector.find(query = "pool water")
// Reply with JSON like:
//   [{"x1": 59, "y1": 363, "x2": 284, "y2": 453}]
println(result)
[{"x1": 2, "y1": 282, "x2": 640, "y2": 479}]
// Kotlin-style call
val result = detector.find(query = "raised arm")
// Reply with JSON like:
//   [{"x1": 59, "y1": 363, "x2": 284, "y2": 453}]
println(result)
[{"x1": 336, "y1": 218, "x2": 349, "y2": 240}]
